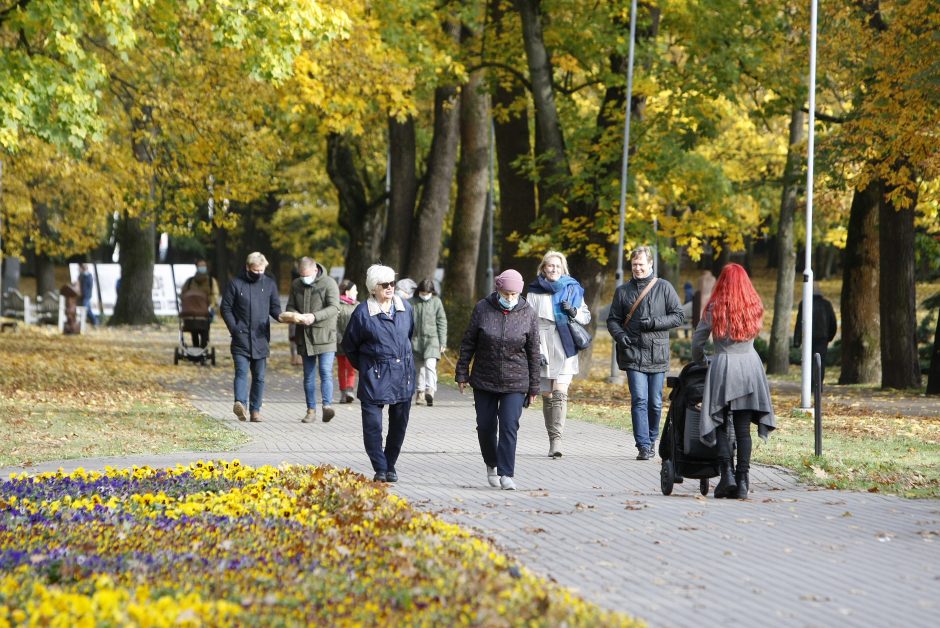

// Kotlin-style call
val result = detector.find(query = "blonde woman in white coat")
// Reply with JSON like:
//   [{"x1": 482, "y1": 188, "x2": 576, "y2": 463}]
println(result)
[{"x1": 526, "y1": 250, "x2": 591, "y2": 457}]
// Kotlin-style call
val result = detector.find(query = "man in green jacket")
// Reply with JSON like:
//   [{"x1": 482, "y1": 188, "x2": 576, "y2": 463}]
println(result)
[{"x1": 286, "y1": 257, "x2": 340, "y2": 423}]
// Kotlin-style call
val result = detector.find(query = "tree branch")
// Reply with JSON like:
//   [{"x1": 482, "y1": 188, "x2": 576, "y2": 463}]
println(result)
[
  {"x1": 802, "y1": 108, "x2": 846, "y2": 124},
  {"x1": 465, "y1": 61, "x2": 532, "y2": 92}
]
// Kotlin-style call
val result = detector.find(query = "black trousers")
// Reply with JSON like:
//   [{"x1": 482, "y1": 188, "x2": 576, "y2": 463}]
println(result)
[
  {"x1": 360, "y1": 401, "x2": 411, "y2": 474},
  {"x1": 473, "y1": 389, "x2": 524, "y2": 477},
  {"x1": 717, "y1": 410, "x2": 757, "y2": 473}
]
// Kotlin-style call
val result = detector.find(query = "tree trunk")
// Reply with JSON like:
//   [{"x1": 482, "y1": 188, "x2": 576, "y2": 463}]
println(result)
[
  {"x1": 446, "y1": 70, "x2": 490, "y2": 303},
  {"x1": 327, "y1": 133, "x2": 386, "y2": 293},
  {"x1": 383, "y1": 116, "x2": 418, "y2": 272},
  {"x1": 879, "y1": 180, "x2": 920, "y2": 389},
  {"x1": 490, "y1": 0, "x2": 537, "y2": 280},
  {"x1": 110, "y1": 213, "x2": 157, "y2": 325},
  {"x1": 839, "y1": 179, "x2": 881, "y2": 384},
  {"x1": 111, "y1": 108, "x2": 157, "y2": 326},
  {"x1": 32, "y1": 201, "x2": 57, "y2": 296},
  {"x1": 406, "y1": 83, "x2": 461, "y2": 282},
  {"x1": 767, "y1": 108, "x2": 805, "y2": 375},
  {"x1": 515, "y1": 0, "x2": 571, "y2": 222}
]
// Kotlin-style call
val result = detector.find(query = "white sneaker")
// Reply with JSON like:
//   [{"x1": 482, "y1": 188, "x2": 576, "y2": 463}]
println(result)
[
  {"x1": 415, "y1": 391, "x2": 424, "y2": 405},
  {"x1": 487, "y1": 466, "x2": 499, "y2": 487},
  {"x1": 499, "y1": 476, "x2": 516, "y2": 491}
]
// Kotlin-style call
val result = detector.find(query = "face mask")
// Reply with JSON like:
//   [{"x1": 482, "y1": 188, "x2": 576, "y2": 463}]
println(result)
[
  {"x1": 498, "y1": 296, "x2": 516, "y2": 310},
  {"x1": 196, "y1": 266, "x2": 208, "y2": 275},
  {"x1": 419, "y1": 293, "x2": 431, "y2": 301},
  {"x1": 301, "y1": 276, "x2": 315, "y2": 285},
  {"x1": 246, "y1": 270, "x2": 263, "y2": 282}
]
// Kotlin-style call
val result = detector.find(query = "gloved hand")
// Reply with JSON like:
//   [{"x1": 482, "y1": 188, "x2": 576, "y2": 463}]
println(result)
[
  {"x1": 639, "y1": 317, "x2": 655, "y2": 332},
  {"x1": 618, "y1": 335, "x2": 631, "y2": 349},
  {"x1": 560, "y1": 300, "x2": 578, "y2": 318}
]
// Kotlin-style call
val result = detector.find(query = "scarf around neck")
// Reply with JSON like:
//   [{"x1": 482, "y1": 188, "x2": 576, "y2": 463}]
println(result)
[{"x1": 528, "y1": 275, "x2": 584, "y2": 358}]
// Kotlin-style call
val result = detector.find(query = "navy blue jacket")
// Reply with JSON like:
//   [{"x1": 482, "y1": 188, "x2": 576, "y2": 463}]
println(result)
[
  {"x1": 341, "y1": 297, "x2": 415, "y2": 404},
  {"x1": 220, "y1": 270, "x2": 283, "y2": 359}
]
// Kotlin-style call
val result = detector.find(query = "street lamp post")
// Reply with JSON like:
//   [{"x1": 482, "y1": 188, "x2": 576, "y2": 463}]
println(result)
[
  {"x1": 800, "y1": 0, "x2": 820, "y2": 409},
  {"x1": 608, "y1": 0, "x2": 639, "y2": 385}
]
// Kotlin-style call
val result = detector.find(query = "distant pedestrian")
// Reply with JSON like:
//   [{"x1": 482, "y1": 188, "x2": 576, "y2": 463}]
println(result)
[
  {"x1": 692, "y1": 263, "x2": 776, "y2": 499},
  {"x1": 78, "y1": 263, "x2": 98, "y2": 327},
  {"x1": 341, "y1": 265, "x2": 415, "y2": 483},
  {"x1": 456, "y1": 269, "x2": 540, "y2": 491},
  {"x1": 794, "y1": 283, "x2": 838, "y2": 383},
  {"x1": 606, "y1": 246, "x2": 685, "y2": 461},
  {"x1": 285, "y1": 257, "x2": 340, "y2": 424},
  {"x1": 180, "y1": 259, "x2": 220, "y2": 348},
  {"x1": 526, "y1": 250, "x2": 591, "y2": 458},
  {"x1": 220, "y1": 252, "x2": 284, "y2": 423},
  {"x1": 336, "y1": 279, "x2": 359, "y2": 404},
  {"x1": 395, "y1": 277, "x2": 417, "y2": 301},
  {"x1": 410, "y1": 278, "x2": 447, "y2": 407},
  {"x1": 691, "y1": 270, "x2": 716, "y2": 329}
]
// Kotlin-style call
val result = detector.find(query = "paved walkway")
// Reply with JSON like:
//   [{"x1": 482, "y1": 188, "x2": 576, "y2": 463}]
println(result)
[{"x1": 5, "y1": 365, "x2": 939, "y2": 627}]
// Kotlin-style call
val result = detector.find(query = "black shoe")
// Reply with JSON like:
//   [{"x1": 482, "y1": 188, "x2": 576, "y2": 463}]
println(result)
[
  {"x1": 373, "y1": 472, "x2": 387, "y2": 482},
  {"x1": 714, "y1": 461, "x2": 737, "y2": 498},
  {"x1": 425, "y1": 394, "x2": 433, "y2": 407},
  {"x1": 386, "y1": 469, "x2": 398, "y2": 483},
  {"x1": 734, "y1": 471, "x2": 749, "y2": 499},
  {"x1": 636, "y1": 447, "x2": 652, "y2": 461}
]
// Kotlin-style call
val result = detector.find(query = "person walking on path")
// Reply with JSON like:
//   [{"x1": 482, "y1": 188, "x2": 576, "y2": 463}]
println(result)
[
  {"x1": 341, "y1": 265, "x2": 415, "y2": 483},
  {"x1": 180, "y1": 259, "x2": 220, "y2": 348},
  {"x1": 793, "y1": 283, "x2": 838, "y2": 383},
  {"x1": 411, "y1": 278, "x2": 448, "y2": 407},
  {"x1": 78, "y1": 263, "x2": 99, "y2": 327},
  {"x1": 220, "y1": 252, "x2": 284, "y2": 423},
  {"x1": 456, "y1": 269, "x2": 540, "y2": 491},
  {"x1": 606, "y1": 246, "x2": 684, "y2": 461},
  {"x1": 336, "y1": 279, "x2": 359, "y2": 404},
  {"x1": 526, "y1": 251, "x2": 591, "y2": 458},
  {"x1": 692, "y1": 263, "x2": 776, "y2": 499},
  {"x1": 285, "y1": 257, "x2": 340, "y2": 424}
]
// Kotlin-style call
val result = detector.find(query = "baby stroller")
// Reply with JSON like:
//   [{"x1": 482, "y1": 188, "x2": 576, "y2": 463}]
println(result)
[
  {"x1": 174, "y1": 289, "x2": 216, "y2": 366},
  {"x1": 658, "y1": 361, "x2": 728, "y2": 496}
]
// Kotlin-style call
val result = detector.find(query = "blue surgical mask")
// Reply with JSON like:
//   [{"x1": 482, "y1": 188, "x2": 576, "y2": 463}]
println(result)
[
  {"x1": 498, "y1": 296, "x2": 516, "y2": 310},
  {"x1": 301, "y1": 276, "x2": 315, "y2": 285},
  {"x1": 196, "y1": 266, "x2": 208, "y2": 274}
]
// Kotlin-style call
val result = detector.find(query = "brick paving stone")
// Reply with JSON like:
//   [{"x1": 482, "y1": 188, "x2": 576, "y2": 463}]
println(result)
[{"x1": 5, "y1": 364, "x2": 939, "y2": 628}]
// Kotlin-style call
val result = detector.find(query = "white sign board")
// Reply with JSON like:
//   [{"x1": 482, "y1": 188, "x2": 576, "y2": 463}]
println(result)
[{"x1": 70, "y1": 263, "x2": 197, "y2": 316}]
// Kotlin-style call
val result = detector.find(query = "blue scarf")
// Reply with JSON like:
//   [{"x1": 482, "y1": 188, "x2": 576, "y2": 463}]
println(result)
[{"x1": 528, "y1": 275, "x2": 585, "y2": 358}]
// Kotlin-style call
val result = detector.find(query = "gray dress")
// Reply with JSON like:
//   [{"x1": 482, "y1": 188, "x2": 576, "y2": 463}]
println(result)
[{"x1": 691, "y1": 308, "x2": 776, "y2": 446}]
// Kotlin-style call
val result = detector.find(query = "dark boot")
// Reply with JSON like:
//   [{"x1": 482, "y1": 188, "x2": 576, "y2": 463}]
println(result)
[
  {"x1": 713, "y1": 461, "x2": 737, "y2": 498},
  {"x1": 734, "y1": 471, "x2": 749, "y2": 499}
]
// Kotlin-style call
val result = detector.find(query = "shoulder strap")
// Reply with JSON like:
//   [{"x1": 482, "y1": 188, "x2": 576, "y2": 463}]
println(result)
[{"x1": 623, "y1": 278, "x2": 658, "y2": 328}]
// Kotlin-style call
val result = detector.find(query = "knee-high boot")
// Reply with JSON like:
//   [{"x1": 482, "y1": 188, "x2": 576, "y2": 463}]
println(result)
[
  {"x1": 549, "y1": 391, "x2": 567, "y2": 458},
  {"x1": 543, "y1": 397, "x2": 557, "y2": 457},
  {"x1": 734, "y1": 471, "x2": 749, "y2": 499}
]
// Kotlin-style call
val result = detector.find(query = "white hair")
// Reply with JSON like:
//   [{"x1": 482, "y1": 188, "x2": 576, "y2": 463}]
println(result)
[
  {"x1": 246, "y1": 252, "x2": 268, "y2": 268},
  {"x1": 298, "y1": 257, "x2": 316, "y2": 272},
  {"x1": 365, "y1": 264, "x2": 396, "y2": 293}
]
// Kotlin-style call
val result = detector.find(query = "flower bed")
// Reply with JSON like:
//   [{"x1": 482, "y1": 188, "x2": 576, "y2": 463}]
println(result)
[{"x1": 0, "y1": 460, "x2": 640, "y2": 626}]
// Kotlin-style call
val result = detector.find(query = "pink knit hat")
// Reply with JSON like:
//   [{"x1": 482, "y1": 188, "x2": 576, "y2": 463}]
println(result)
[{"x1": 494, "y1": 269, "x2": 524, "y2": 293}]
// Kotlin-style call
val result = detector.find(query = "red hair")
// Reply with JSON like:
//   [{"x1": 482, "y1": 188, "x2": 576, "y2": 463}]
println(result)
[{"x1": 706, "y1": 264, "x2": 763, "y2": 341}]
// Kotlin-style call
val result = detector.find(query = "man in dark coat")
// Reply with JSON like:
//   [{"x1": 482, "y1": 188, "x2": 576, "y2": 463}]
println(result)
[
  {"x1": 794, "y1": 283, "x2": 838, "y2": 383},
  {"x1": 606, "y1": 246, "x2": 685, "y2": 460},
  {"x1": 78, "y1": 263, "x2": 98, "y2": 326},
  {"x1": 220, "y1": 252, "x2": 284, "y2": 423}
]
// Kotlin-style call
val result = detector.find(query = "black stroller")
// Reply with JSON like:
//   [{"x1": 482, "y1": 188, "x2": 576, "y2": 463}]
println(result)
[
  {"x1": 659, "y1": 361, "x2": 727, "y2": 496},
  {"x1": 174, "y1": 289, "x2": 216, "y2": 366}
]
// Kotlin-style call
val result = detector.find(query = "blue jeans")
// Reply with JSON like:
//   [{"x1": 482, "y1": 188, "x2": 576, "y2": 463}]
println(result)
[
  {"x1": 361, "y1": 401, "x2": 411, "y2": 474},
  {"x1": 626, "y1": 370, "x2": 665, "y2": 450},
  {"x1": 302, "y1": 352, "x2": 335, "y2": 409},
  {"x1": 233, "y1": 353, "x2": 266, "y2": 413},
  {"x1": 81, "y1": 298, "x2": 98, "y2": 326},
  {"x1": 473, "y1": 390, "x2": 524, "y2": 478}
]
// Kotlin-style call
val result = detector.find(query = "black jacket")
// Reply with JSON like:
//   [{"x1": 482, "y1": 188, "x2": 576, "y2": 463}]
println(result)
[
  {"x1": 794, "y1": 294, "x2": 837, "y2": 346},
  {"x1": 220, "y1": 270, "x2": 283, "y2": 359},
  {"x1": 456, "y1": 293, "x2": 540, "y2": 395},
  {"x1": 606, "y1": 276, "x2": 684, "y2": 373}
]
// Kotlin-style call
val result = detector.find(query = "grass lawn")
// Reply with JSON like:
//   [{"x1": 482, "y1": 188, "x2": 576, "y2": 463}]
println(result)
[{"x1": 0, "y1": 326, "x2": 247, "y2": 468}]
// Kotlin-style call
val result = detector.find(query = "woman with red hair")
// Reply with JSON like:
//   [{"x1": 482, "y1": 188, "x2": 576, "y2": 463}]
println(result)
[{"x1": 692, "y1": 264, "x2": 775, "y2": 499}]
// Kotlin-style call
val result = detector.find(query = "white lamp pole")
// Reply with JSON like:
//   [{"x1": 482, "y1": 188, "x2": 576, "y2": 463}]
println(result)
[
  {"x1": 800, "y1": 0, "x2": 820, "y2": 409},
  {"x1": 609, "y1": 0, "x2": 639, "y2": 384}
]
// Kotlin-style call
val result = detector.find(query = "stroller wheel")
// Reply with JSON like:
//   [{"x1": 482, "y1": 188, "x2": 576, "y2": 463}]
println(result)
[
  {"x1": 699, "y1": 478, "x2": 709, "y2": 496},
  {"x1": 660, "y1": 459, "x2": 675, "y2": 496},
  {"x1": 210, "y1": 347, "x2": 216, "y2": 366}
]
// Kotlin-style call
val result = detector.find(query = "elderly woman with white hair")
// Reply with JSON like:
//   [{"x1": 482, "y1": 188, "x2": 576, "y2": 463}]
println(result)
[
  {"x1": 220, "y1": 251, "x2": 284, "y2": 423},
  {"x1": 340, "y1": 264, "x2": 416, "y2": 483}
]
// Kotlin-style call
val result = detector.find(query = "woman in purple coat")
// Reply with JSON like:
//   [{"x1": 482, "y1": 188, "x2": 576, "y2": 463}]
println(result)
[{"x1": 456, "y1": 270, "x2": 540, "y2": 490}]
